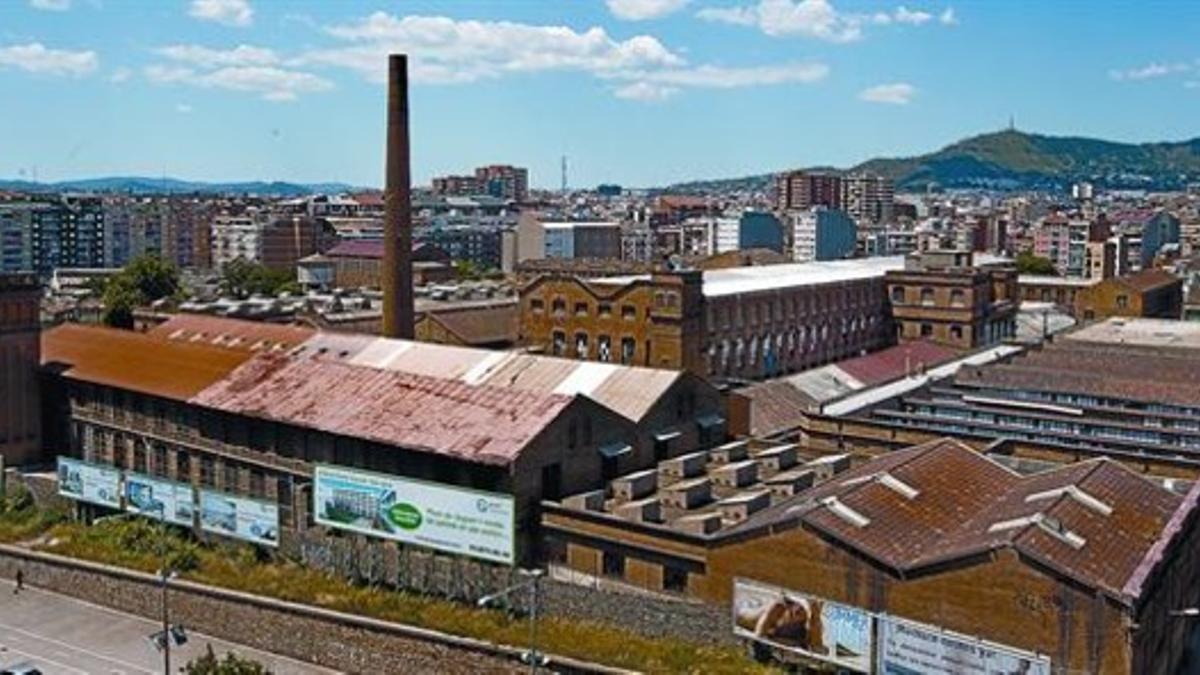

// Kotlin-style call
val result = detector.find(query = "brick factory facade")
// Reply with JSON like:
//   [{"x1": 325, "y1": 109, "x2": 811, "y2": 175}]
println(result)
[
  {"x1": 519, "y1": 253, "x2": 1014, "y2": 382},
  {"x1": 885, "y1": 250, "x2": 1019, "y2": 349},
  {"x1": 39, "y1": 317, "x2": 723, "y2": 564},
  {"x1": 544, "y1": 438, "x2": 1200, "y2": 674}
]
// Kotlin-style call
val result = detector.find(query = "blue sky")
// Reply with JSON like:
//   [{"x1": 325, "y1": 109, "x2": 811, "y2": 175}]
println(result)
[{"x1": 1, "y1": 0, "x2": 1197, "y2": 188}]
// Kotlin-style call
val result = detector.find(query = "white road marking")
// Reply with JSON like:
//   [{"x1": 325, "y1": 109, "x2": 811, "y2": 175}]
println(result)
[
  {"x1": 0, "y1": 645, "x2": 91, "y2": 675},
  {"x1": 0, "y1": 621, "x2": 155, "y2": 674}
]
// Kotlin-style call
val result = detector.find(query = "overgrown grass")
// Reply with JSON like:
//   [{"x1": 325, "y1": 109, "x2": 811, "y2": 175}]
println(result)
[
  {"x1": 0, "y1": 484, "x2": 68, "y2": 543},
  {"x1": 38, "y1": 519, "x2": 771, "y2": 674}
]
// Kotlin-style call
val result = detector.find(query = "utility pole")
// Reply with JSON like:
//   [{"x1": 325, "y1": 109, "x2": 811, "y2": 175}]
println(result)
[
  {"x1": 478, "y1": 568, "x2": 546, "y2": 673},
  {"x1": 159, "y1": 502, "x2": 171, "y2": 675}
]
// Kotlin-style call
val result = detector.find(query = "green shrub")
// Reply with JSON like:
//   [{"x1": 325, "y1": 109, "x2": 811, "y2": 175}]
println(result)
[{"x1": 185, "y1": 644, "x2": 271, "y2": 675}]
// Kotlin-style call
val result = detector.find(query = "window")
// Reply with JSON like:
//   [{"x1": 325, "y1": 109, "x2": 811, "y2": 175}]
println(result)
[
  {"x1": 602, "y1": 551, "x2": 625, "y2": 578},
  {"x1": 530, "y1": 298, "x2": 544, "y2": 313},
  {"x1": 249, "y1": 469, "x2": 265, "y2": 499},
  {"x1": 598, "y1": 302, "x2": 612, "y2": 317},
  {"x1": 621, "y1": 337, "x2": 636, "y2": 364},
  {"x1": 552, "y1": 297, "x2": 566, "y2": 316},
  {"x1": 950, "y1": 289, "x2": 965, "y2": 307},
  {"x1": 920, "y1": 323, "x2": 933, "y2": 337},
  {"x1": 950, "y1": 324, "x2": 964, "y2": 341},
  {"x1": 598, "y1": 335, "x2": 612, "y2": 362},
  {"x1": 176, "y1": 452, "x2": 191, "y2": 482},
  {"x1": 200, "y1": 456, "x2": 216, "y2": 487},
  {"x1": 540, "y1": 463, "x2": 562, "y2": 501},
  {"x1": 1116, "y1": 294, "x2": 1128, "y2": 309},
  {"x1": 574, "y1": 302, "x2": 589, "y2": 316},
  {"x1": 621, "y1": 304, "x2": 636, "y2": 320},
  {"x1": 574, "y1": 332, "x2": 589, "y2": 358},
  {"x1": 663, "y1": 566, "x2": 689, "y2": 592},
  {"x1": 920, "y1": 287, "x2": 935, "y2": 306},
  {"x1": 552, "y1": 330, "x2": 566, "y2": 356},
  {"x1": 223, "y1": 462, "x2": 239, "y2": 492}
]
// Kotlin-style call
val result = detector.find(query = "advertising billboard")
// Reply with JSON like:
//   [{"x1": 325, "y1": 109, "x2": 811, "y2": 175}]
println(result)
[
  {"x1": 56, "y1": 456, "x2": 122, "y2": 508},
  {"x1": 124, "y1": 473, "x2": 196, "y2": 528},
  {"x1": 199, "y1": 490, "x2": 279, "y2": 547},
  {"x1": 313, "y1": 464, "x2": 515, "y2": 565},
  {"x1": 733, "y1": 578, "x2": 872, "y2": 673},
  {"x1": 878, "y1": 615, "x2": 1052, "y2": 675}
]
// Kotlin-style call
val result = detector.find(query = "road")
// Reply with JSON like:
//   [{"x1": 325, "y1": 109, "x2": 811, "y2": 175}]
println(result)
[{"x1": 0, "y1": 579, "x2": 339, "y2": 674}]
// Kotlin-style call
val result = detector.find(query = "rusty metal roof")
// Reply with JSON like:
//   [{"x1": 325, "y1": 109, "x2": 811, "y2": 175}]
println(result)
[
  {"x1": 147, "y1": 314, "x2": 316, "y2": 354},
  {"x1": 190, "y1": 351, "x2": 575, "y2": 466},
  {"x1": 42, "y1": 323, "x2": 252, "y2": 400},
  {"x1": 291, "y1": 335, "x2": 687, "y2": 423},
  {"x1": 737, "y1": 438, "x2": 1189, "y2": 605}
]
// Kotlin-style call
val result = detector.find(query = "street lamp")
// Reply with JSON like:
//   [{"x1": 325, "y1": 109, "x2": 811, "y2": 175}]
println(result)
[
  {"x1": 477, "y1": 568, "x2": 546, "y2": 673},
  {"x1": 1170, "y1": 608, "x2": 1200, "y2": 618},
  {"x1": 147, "y1": 501, "x2": 186, "y2": 673}
]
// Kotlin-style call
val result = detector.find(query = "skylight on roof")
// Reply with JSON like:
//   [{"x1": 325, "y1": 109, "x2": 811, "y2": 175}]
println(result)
[
  {"x1": 1025, "y1": 485, "x2": 1112, "y2": 516},
  {"x1": 820, "y1": 496, "x2": 871, "y2": 528}
]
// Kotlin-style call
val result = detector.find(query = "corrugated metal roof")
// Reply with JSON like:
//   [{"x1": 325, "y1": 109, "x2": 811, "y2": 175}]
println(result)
[
  {"x1": 190, "y1": 352, "x2": 574, "y2": 466},
  {"x1": 293, "y1": 335, "x2": 683, "y2": 423},
  {"x1": 43, "y1": 323, "x2": 252, "y2": 401},
  {"x1": 736, "y1": 439, "x2": 1187, "y2": 605}
]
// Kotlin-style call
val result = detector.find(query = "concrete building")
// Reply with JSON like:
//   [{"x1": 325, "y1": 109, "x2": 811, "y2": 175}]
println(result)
[
  {"x1": 841, "y1": 173, "x2": 894, "y2": 225},
  {"x1": 474, "y1": 164, "x2": 529, "y2": 202},
  {"x1": 0, "y1": 198, "x2": 105, "y2": 276},
  {"x1": 0, "y1": 273, "x2": 41, "y2": 465},
  {"x1": 885, "y1": 250, "x2": 1019, "y2": 350},
  {"x1": 211, "y1": 215, "x2": 335, "y2": 271},
  {"x1": 736, "y1": 211, "x2": 784, "y2": 254},
  {"x1": 774, "y1": 170, "x2": 842, "y2": 212},
  {"x1": 787, "y1": 208, "x2": 855, "y2": 262}
]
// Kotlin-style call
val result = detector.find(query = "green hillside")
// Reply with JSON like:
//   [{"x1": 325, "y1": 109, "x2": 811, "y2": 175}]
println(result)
[{"x1": 666, "y1": 130, "x2": 1200, "y2": 193}]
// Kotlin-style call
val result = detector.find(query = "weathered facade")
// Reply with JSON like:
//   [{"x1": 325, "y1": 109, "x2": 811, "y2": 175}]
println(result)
[
  {"x1": 1074, "y1": 268, "x2": 1183, "y2": 321},
  {"x1": 0, "y1": 273, "x2": 41, "y2": 465}
]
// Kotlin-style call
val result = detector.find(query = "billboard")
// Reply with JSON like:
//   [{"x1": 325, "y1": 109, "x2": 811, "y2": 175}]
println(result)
[
  {"x1": 878, "y1": 615, "x2": 1052, "y2": 675},
  {"x1": 124, "y1": 473, "x2": 196, "y2": 527},
  {"x1": 199, "y1": 490, "x2": 279, "y2": 547},
  {"x1": 733, "y1": 578, "x2": 872, "y2": 673},
  {"x1": 57, "y1": 456, "x2": 122, "y2": 508},
  {"x1": 313, "y1": 464, "x2": 515, "y2": 565}
]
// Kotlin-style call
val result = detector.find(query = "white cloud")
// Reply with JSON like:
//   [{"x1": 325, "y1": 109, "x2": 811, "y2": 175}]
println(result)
[
  {"x1": 305, "y1": 13, "x2": 683, "y2": 84},
  {"x1": 1185, "y1": 81, "x2": 1199, "y2": 90},
  {"x1": 697, "y1": 0, "x2": 952, "y2": 41},
  {"x1": 607, "y1": 0, "x2": 690, "y2": 21},
  {"x1": 145, "y1": 63, "x2": 332, "y2": 101},
  {"x1": 1109, "y1": 62, "x2": 1190, "y2": 81},
  {"x1": 893, "y1": 6, "x2": 932, "y2": 25},
  {"x1": 176, "y1": 103, "x2": 193, "y2": 114},
  {"x1": 939, "y1": 7, "x2": 957, "y2": 25},
  {"x1": 611, "y1": 62, "x2": 828, "y2": 101},
  {"x1": 188, "y1": 0, "x2": 253, "y2": 27},
  {"x1": 614, "y1": 81, "x2": 679, "y2": 101},
  {"x1": 859, "y1": 82, "x2": 916, "y2": 104},
  {"x1": 0, "y1": 42, "x2": 97, "y2": 76},
  {"x1": 109, "y1": 66, "x2": 132, "y2": 83},
  {"x1": 29, "y1": 0, "x2": 71, "y2": 11},
  {"x1": 156, "y1": 44, "x2": 280, "y2": 68}
]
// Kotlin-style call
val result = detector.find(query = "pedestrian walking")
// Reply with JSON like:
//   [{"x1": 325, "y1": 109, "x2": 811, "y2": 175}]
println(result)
[{"x1": 14, "y1": 568, "x2": 24, "y2": 594}]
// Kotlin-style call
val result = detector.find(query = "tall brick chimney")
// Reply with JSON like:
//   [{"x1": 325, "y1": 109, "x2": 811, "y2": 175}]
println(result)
[{"x1": 382, "y1": 53, "x2": 414, "y2": 339}]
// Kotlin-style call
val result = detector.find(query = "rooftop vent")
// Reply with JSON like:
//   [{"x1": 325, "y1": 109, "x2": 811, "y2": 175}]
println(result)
[
  {"x1": 820, "y1": 496, "x2": 870, "y2": 528},
  {"x1": 1024, "y1": 485, "x2": 1112, "y2": 516},
  {"x1": 840, "y1": 471, "x2": 919, "y2": 499}
]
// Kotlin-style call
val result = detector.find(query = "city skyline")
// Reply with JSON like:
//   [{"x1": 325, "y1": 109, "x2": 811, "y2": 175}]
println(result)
[{"x1": 1, "y1": 0, "x2": 1198, "y2": 188}]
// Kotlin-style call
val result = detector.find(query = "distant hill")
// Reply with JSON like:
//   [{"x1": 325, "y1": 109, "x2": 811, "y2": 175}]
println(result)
[
  {"x1": 0, "y1": 176, "x2": 358, "y2": 196},
  {"x1": 666, "y1": 130, "x2": 1200, "y2": 193}
]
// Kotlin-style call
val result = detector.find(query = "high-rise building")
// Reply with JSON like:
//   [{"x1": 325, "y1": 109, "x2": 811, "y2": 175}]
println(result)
[
  {"x1": 474, "y1": 164, "x2": 529, "y2": 202},
  {"x1": 841, "y1": 173, "x2": 895, "y2": 225},
  {"x1": 0, "y1": 197, "x2": 105, "y2": 276},
  {"x1": 788, "y1": 208, "x2": 856, "y2": 262},
  {"x1": 774, "y1": 170, "x2": 843, "y2": 212},
  {"x1": 431, "y1": 174, "x2": 482, "y2": 196}
]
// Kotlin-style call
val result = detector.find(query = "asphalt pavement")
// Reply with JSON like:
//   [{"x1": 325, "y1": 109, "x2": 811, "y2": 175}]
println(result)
[{"x1": 0, "y1": 579, "x2": 339, "y2": 674}]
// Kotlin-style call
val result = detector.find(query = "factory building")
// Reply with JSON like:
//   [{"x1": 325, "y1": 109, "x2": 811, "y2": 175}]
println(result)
[{"x1": 0, "y1": 273, "x2": 42, "y2": 465}]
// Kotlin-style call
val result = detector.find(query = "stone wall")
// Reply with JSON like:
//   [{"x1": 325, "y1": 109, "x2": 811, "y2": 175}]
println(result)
[{"x1": 0, "y1": 545, "x2": 623, "y2": 675}]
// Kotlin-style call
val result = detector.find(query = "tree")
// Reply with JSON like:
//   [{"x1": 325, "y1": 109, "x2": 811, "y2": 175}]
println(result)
[
  {"x1": 185, "y1": 645, "x2": 271, "y2": 675},
  {"x1": 219, "y1": 259, "x2": 298, "y2": 299},
  {"x1": 99, "y1": 255, "x2": 181, "y2": 328},
  {"x1": 1015, "y1": 250, "x2": 1057, "y2": 276}
]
